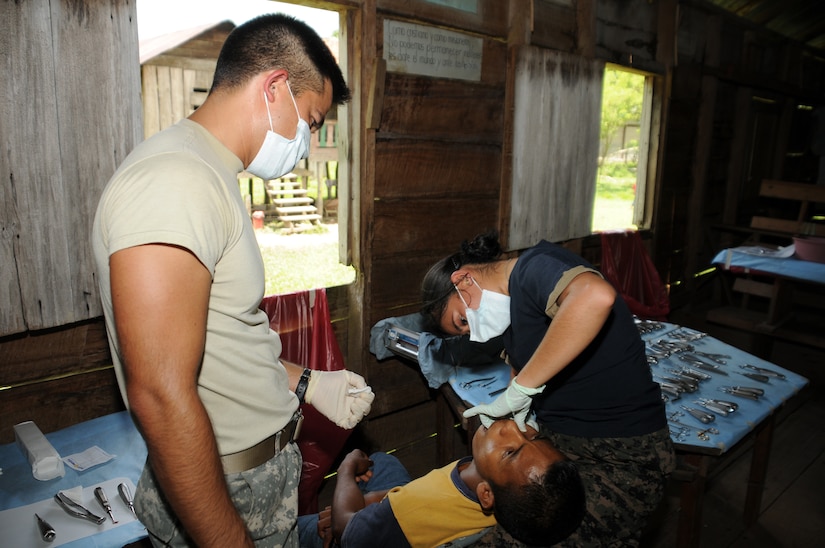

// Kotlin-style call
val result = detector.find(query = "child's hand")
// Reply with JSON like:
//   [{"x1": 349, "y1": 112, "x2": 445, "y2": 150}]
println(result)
[{"x1": 317, "y1": 505, "x2": 332, "y2": 543}]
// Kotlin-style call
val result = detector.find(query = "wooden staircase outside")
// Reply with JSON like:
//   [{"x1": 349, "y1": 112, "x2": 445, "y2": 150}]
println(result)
[{"x1": 266, "y1": 178, "x2": 321, "y2": 232}]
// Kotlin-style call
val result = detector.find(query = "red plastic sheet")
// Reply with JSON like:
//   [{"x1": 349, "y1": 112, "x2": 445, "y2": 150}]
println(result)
[
  {"x1": 600, "y1": 231, "x2": 670, "y2": 321},
  {"x1": 259, "y1": 289, "x2": 351, "y2": 515}
]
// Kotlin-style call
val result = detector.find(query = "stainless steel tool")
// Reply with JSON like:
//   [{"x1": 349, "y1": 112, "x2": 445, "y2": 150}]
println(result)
[
  {"x1": 118, "y1": 482, "x2": 137, "y2": 517},
  {"x1": 680, "y1": 404, "x2": 716, "y2": 424},
  {"x1": 35, "y1": 513, "x2": 56, "y2": 542},
  {"x1": 679, "y1": 354, "x2": 728, "y2": 374},
  {"x1": 741, "y1": 364, "x2": 785, "y2": 379},
  {"x1": 740, "y1": 371, "x2": 770, "y2": 383},
  {"x1": 95, "y1": 486, "x2": 118, "y2": 524},
  {"x1": 719, "y1": 385, "x2": 764, "y2": 400},
  {"x1": 54, "y1": 492, "x2": 106, "y2": 525},
  {"x1": 692, "y1": 351, "x2": 730, "y2": 365},
  {"x1": 695, "y1": 398, "x2": 734, "y2": 416}
]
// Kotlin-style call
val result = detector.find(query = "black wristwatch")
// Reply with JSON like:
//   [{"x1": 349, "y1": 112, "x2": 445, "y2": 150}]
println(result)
[{"x1": 295, "y1": 368, "x2": 311, "y2": 404}]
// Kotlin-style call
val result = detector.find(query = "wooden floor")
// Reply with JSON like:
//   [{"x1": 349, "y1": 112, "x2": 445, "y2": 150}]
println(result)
[{"x1": 640, "y1": 307, "x2": 825, "y2": 548}]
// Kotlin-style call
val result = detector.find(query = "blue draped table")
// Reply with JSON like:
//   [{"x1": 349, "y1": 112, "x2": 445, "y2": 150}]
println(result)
[
  {"x1": 0, "y1": 411, "x2": 148, "y2": 547},
  {"x1": 435, "y1": 321, "x2": 808, "y2": 548}
]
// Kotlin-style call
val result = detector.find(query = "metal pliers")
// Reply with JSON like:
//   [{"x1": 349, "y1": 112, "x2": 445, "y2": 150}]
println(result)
[{"x1": 54, "y1": 492, "x2": 106, "y2": 525}]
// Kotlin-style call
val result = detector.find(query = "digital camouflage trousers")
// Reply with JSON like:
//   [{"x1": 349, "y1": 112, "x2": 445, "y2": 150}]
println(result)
[{"x1": 135, "y1": 442, "x2": 302, "y2": 548}]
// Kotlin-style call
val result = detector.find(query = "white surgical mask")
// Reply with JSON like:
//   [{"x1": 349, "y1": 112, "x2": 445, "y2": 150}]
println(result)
[
  {"x1": 455, "y1": 278, "x2": 511, "y2": 343},
  {"x1": 246, "y1": 81, "x2": 311, "y2": 180}
]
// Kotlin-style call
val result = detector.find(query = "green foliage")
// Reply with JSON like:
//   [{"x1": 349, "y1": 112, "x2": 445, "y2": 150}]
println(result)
[{"x1": 599, "y1": 68, "x2": 644, "y2": 163}]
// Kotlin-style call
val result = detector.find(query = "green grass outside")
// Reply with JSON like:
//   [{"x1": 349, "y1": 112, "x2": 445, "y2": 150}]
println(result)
[
  {"x1": 258, "y1": 228, "x2": 355, "y2": 296},
  {"x1": 593, "y1": 161, "x2": 637, "y2": 232}
]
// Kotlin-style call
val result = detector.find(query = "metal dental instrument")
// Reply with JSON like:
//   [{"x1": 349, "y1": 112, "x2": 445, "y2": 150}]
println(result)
[
  {"x1": 692, "y1": 351, "x2": 730, "y2": 365},
  {"x1": 653, "y1": 377, "x2": 683, "y2": 398},
  {"x1": 654, "y1": 340, "x2": 694, "y2": 353},
  {"x1": 94, "y1": 486, "x2": 118, "y2": 524},
  {"x1": 719, "y1": 386, "x2": 763, "y2": 399},
  {"x1": 740, "y1": 371, "x2": 770, "y2": 383},
  {"x1": 35, "y1": 513, "x2": 56, "y2": 542},
  {"x1": 669, "y1": 367, "x2": 712, "y2": 382},
  {"x1": 667, "y1": 420, "x2": 717, "y2": 441},
  {"x1": 679, "y1": 354, "x2": 727, "y2": 374},
  {"x1": 660, "y1": 375, "x2": 698, "y2": 393},
  {"x1": 695, "y1": 399, "x2": 733, "y2": 416},
  {"x1": 460, "y1": 376, "x2": 496, "y2": 389},
  {"x1": 118, "y1": 482, "x2": 137, "y2": 517},
  {"x1": 741, "y1": 364, "x2": 785, "y2": 379},
  {"x1": 54, "y1": 492, "x2": 106, "y2": 525},
  {"x1": 680, "y1": 404, "x2": 716, "y2": 424}
]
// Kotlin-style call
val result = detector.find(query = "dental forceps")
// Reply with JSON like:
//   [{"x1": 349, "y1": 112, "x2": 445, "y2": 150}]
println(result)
[
  {"x1": 741, "y1": 364, "x2": 785, "y2": 379},
  {"x1": 692, "y1": 351, "x2": 730, "y2": 365},
  {"x1": 678, "y1": 354, "x2": 727, "y2": 375},
  {"x1": 667, "y1": 419, "x2": 718, "y2": 441},
  {"x1": 54, "y1": 492, "x2": 106, "y2": 525},
  {"x1": 460, "y1": 376, "x2": 497, "y2": 389}
]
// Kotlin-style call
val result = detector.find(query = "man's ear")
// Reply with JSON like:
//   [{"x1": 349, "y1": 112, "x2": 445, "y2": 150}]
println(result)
[
  {"x1": 263, "y1": 69, "x2": 290, "y2": 102},
  {"x1": 476, "y1": 481, "x2": 495, "y2": 511}
]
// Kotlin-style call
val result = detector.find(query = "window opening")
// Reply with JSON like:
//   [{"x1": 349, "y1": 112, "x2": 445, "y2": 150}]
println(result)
[
  {"x1": 592, "y1": 65, "x2": 653, "y2": 233},
  {"x1": 137, "y1": 0, "x2": 354, "y2": 295}
]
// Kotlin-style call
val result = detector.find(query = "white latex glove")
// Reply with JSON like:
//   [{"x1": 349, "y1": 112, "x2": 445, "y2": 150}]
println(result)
[
  {"x1": 305, "y1": 370, "x2": 375, "y2": 429},
  {"x1": 463, "y1": 378, "x2": 544, "y2": 431}
]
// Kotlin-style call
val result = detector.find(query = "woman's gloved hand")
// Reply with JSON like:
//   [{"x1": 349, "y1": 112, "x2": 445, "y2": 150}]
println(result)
[
  {"x1": 462, "y1": 378, "x2": 544, "y2": 431},
  {"x1": 305, "y1": 370, "x2": 375, "y2": 429}
]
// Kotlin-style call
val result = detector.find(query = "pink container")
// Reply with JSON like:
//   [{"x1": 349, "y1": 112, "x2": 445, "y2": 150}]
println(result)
[{"x1": 793, "y1": 235, "x2": 825, "y2": 264}]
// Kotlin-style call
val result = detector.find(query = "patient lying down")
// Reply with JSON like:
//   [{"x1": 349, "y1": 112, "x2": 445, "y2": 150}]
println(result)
[{"x1": 298, "y1": 419, "x2": 585, "y2": 548}]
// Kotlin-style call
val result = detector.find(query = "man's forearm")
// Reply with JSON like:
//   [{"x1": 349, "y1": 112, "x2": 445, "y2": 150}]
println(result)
[
  {"x1": 330, "y1": 471, "x2": 366, "y2": 540},
  {"x1": 132, "y1": 389, "x2": 253, "y2": 547}
]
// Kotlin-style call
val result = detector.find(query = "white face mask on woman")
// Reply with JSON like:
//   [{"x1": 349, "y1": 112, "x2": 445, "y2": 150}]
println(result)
[
  {"x1": 455, "y1": 277, "x2": 511, "y2": 343},
  {"x1": 246, "y1": 81, "x2": 310, "y2": 180}
]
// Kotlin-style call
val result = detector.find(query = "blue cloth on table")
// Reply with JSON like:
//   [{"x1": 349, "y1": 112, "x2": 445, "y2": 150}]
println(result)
[
  {"x1": 0, "y1": 411, "x2": 147, "y2": 547},
  {"x1": 713, "y1": 247, "x2": 825, "y2": 284},
  {"x1": 643, "y1": 323, "x2": 808, "y2": 454},
  {"x1": 369, "y1": 313, "x2": 506, "y2": 389}
]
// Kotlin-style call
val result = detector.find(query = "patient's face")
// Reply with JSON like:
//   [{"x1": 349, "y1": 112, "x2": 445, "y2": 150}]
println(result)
[{"x1": 471, "y1": 419, "x2": 564, "y2": 487}]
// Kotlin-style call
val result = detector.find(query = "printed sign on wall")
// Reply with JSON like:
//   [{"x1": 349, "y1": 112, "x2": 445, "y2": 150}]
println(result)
[{"x1": 383, "y1": 20, "x2": 483, "y2": 82}]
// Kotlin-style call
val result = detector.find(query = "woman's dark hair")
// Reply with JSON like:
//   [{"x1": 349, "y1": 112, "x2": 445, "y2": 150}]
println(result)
[
  {"x1": 489, "y1": 459, "x2": 586, "y2": 546},
  {"x1": 420, "y1": 230, "x2": 502, "y2": 331},
  {"x1": 211, "y1": 13, "x2": 350, "y2": 105}
]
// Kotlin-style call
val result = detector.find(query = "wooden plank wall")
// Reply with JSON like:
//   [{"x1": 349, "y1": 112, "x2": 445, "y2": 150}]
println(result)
[
  {"x1": 357, "y1": 0, "x2": 510, "y2": 475},
  {"x1": 654, "y1": 2, "x2": 825, "y2": 309},
  {"x1": 0, "y1": 0, "x2": 141, "y2": 336}
]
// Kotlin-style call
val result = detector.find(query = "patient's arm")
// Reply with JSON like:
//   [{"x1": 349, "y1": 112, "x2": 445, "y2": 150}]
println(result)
[{"x1": 331, "y1": 449, "x2": 374, "y2": 541}]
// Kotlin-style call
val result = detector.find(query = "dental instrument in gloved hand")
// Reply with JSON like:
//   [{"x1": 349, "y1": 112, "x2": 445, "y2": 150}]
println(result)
[
  {"x1": 94, "y1": 486, "x2": 118, "y2": 523},
  {"x1": 304, "y1": 369, "x2": 375, "y2": 429},
  {"x1": 463, "y1": 378, "x2": 545, "y2": 431}
]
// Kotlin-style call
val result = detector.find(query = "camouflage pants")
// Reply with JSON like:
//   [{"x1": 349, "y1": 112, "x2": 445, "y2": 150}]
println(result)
[
  {"x1": 544, "y1": 426, "x2": 675, "y2": 548},
  {"x1": 135, "y1": 442, "x2": 303, "y2": 548},
  {"x1": 471, "y1": 427, "x2": 674, "y2": 548}
]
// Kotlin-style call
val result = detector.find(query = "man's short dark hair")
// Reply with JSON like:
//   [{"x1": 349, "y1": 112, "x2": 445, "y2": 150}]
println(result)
[
  {"x1": 211, "y1": 13, "x2": 350, "y2": 105},
  {"x1": 490, "y1": 459, "x2": 586, "y2": 546}
]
